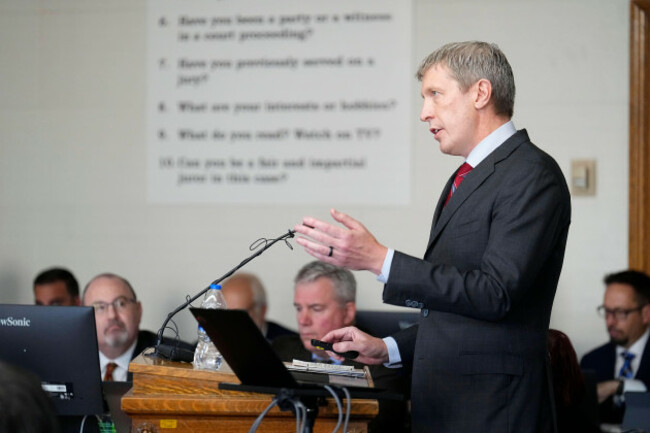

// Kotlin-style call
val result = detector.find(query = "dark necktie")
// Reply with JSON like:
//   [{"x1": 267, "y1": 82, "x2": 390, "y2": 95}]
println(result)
[
  {"x1": 444, "y1": 162, "x2": 473, "y2": 206},
  {"x1": 104, "y1": 362, "x2": 118, "y2": 381},
  {"x1": 618, "y1": 351, "x2": 635, "y2": 379}
]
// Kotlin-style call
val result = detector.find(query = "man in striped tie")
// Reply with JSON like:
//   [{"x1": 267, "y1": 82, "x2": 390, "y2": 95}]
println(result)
[{"x1": 580, "y1": 270, "x2": 650, "y2": 423}]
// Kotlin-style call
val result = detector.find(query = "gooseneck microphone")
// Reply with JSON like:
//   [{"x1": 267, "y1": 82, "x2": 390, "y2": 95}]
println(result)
[{"x1": 152, "y1": 229, "x2": 296, "y2": 362}]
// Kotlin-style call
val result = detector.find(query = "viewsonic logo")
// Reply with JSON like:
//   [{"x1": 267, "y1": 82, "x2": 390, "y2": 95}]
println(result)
[{"x1": 0, "y1": 316, "x2": 31, "y2": 327}]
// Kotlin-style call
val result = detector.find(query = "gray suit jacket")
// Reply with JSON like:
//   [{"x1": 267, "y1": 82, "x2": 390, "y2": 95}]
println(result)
[{"x1": 384, "y1": 130, "x2": 571, "y2": 433}]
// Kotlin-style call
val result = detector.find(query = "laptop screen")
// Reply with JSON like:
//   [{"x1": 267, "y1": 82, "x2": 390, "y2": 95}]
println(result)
[{"x1": 191, "y1": 307, "x2": 300, "y2": 388}]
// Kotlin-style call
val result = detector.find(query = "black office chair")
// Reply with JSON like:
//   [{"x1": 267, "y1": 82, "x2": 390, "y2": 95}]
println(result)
[{"x1": 355, "y1": 310, "x2": 419, "y2": 338}]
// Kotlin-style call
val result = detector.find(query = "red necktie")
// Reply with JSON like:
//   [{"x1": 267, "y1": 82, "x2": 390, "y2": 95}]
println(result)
[
  {"x1": 103, "y1": 362, "x2": 118, "y2": 381},
  {"x1": 444, "y1": 162, "x2": 473, "y2": 206}
]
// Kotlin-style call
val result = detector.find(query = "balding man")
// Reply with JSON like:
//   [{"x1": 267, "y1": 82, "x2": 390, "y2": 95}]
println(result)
[
  {"x1": 221, "y1": 272, "x2": 297, "y2": 342},
  {"x1": 83, "y1": 273, "x2": 191, "y2": 381}
]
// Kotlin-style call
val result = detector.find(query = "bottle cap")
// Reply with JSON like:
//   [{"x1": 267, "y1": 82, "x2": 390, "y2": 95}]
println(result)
[{"x1": 210, "y1": 283, "x2": 222, "y2": 290}]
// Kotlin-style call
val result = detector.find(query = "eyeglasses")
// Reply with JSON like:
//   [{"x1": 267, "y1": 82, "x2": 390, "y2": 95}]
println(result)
[
  {"x1": 91, "y1": 296, "x2": 136, "y2": 315},
  {"x1": 596, "y1": 305, "x2": 645, "y2": 321}
]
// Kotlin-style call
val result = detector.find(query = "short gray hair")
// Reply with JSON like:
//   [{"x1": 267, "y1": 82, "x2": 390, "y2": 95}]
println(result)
[
  {"x1": 294, "y1": 261, "x2": 356, "y2": 305},
  {"x1": 416, "y1": 41, "x2": 515, "y2": 118}
]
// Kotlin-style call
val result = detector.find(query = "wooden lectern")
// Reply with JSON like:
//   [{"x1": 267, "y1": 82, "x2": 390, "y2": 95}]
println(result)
[{"x1": 122, "y1": 348, "x2": 379, "y2": 433}]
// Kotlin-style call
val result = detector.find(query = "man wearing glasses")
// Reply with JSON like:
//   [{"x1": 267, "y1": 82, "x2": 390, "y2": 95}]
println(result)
[
  {"x1": 580, "y1": 270, "x2": 650, "y2": 424},
  {"x1": 83, "y1": 273, "x2": 159, "y2": 382}
]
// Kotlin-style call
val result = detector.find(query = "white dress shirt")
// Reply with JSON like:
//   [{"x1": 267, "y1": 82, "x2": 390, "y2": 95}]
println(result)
[{"x1": 99, "y1": 339, "x2": 138, "y2": 382}]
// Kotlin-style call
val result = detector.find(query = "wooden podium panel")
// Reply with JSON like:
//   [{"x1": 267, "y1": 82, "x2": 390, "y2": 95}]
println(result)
[{"x1": 122, "y1": 348, "x2": 378, "y2": 433}]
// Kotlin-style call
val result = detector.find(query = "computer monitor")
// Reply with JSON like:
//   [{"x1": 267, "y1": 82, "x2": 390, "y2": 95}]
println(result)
[
  {"x1": 622, "y1": 392, "x2": 650, "y2": 432},
  {"x1": 0, "y1": 304, "x2": 104, "y2": 416}
]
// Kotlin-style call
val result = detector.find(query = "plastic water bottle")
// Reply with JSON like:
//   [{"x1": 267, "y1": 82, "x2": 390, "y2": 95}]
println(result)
[{"x1": 193, "y1": 283, "x2": 227, "y2": 370}]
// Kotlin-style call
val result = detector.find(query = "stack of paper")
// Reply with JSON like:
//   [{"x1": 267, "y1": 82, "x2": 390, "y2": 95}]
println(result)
[{"x1": 285, "y1": 359, "x2": 367, "y2": 377}]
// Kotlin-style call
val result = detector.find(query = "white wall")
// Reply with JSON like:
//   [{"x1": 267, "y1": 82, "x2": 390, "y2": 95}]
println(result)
[{"x1": 0, "y1": 0, "x2": 629, "y2": 358}]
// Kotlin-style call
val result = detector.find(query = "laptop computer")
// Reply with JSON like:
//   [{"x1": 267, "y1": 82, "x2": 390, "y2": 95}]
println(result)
[
  {"x1": 189, "y1": 308, "x2": 401, "y2": 399},
  {"x1": 622, "y1": 392, "x2": 650, "y2": 432}
]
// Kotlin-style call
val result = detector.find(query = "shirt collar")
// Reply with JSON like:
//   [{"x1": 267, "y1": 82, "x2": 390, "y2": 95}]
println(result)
[
  {"x1": 260, "y1": 322, "x2": 268, "y2": 339},
  {"x1": 99, "y1": 339, "x2": 138, "y2": 373},
  {"x1": 465, "y1": 121, "x2": 516, "y2": 168}
]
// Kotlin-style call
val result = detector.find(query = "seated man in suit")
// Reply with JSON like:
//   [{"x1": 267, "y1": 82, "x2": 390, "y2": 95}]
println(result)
[
  {"x1": 271, "y1": 261, "x2": 410, "y2": 433},
  {"x1": 221, "y1": 272, "x2": 297, "y2": 341},
  {"x1": 580, "y1": 270, "x2": 650, "y2": 423},
  {"x1": 82, "y1": 273, "x2": 175, "y2": 381},
  {"x1": 33, "y1": 267, "x2": 81, "y2": 306}
]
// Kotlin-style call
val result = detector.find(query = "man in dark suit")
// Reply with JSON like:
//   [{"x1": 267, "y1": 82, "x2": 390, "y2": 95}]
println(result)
[
  {"x1": 580, "y1": 270, "x2": 650, "y2": 423},
  {"x1": 271, "y1": 261, "x2": 410, "y2": 433},
  {"x1": 221, "y1": 272, "x2": 297, "y2": 342},
  {"x1": 82, "y1": 273, "x2": 189, "y2": 381},
  {"x1": 293, "y1": 41, "x2": 571, "y2": 433}
]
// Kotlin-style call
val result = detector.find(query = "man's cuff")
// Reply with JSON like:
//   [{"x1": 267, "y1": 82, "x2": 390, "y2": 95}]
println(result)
[
  {"x1": 622, "y1": 378, "x2": 648, "y2": 393},
  {"x1": 376, "y1": 248, "x2": 395, "y2": 283},
  {"x1": 382, "y1": 336, "x2": 402, "y2": 368}
]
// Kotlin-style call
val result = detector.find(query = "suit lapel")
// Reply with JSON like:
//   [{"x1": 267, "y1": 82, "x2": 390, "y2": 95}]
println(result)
[
  {"x1": 428, "y1": 173, "x2": 455, "y2": 244},
  {"x1": 426, "y1": 161, "x2": 495, "y2": 253},
  {"x1": 637, "y1": 336, "x2": 650, "y2": 380},
  {"x1": 425, "y1": 130, "x2": 529, "y2": 256},
  {"x1": 603, "y1": 343, "x2": 617, "y2": 380}
]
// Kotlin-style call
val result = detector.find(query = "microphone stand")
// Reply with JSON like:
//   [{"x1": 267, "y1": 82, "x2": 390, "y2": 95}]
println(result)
[{"x1": 151, "y1": 229, "x2": 295, "y2": 362}]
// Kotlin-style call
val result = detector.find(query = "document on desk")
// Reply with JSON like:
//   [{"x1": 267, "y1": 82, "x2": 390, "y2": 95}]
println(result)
[{"x1": 286, "y1": 360, "x2": 367, "y2": 378}]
